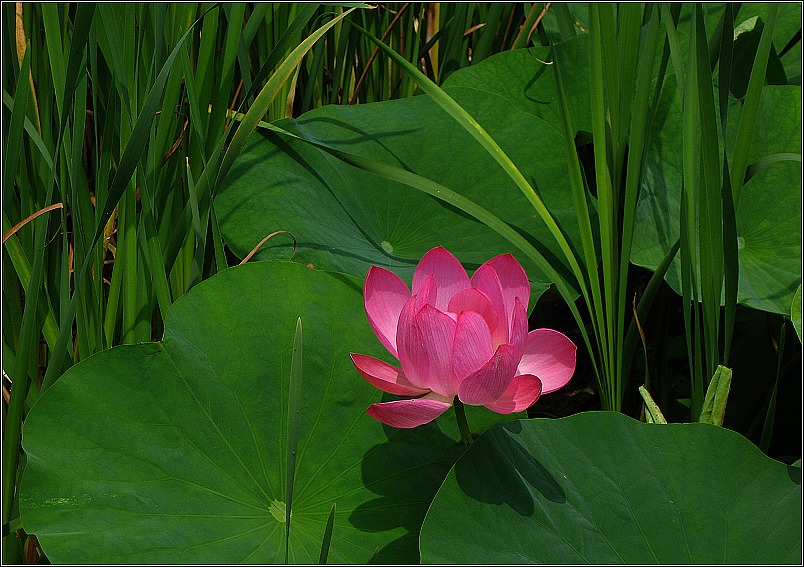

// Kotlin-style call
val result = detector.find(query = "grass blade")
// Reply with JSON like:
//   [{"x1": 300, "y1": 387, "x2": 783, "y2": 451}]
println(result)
[
  {"x1": 90, "y1": 11, "x2": 203, "y2": 251},
  {"x1": 285, "y1": 317, "x2": 304, "y2": 563},
  {"x1": 41, "y1": 3, "x2": 66, "y2": 119},
  {"x1": 692, "y1": 4, "x2": 725, "y2": 395},
  {"x1": 717, "y1": 4, "x2": 735, "y2": 137},
  {"x1": 617, "y1": 5, "x2": 662, "y2": 405},
  {"x1": 552, "y1": 3, "x2": 578, "y2": 41},
  {"x1": 318, "y1": 502, "x2": 336, "y2": 564},
  {"x1": 661, "y1": 3, "x2": 686, "y2": 95},
  {"x1": 138, "y1": 181, "x2": 174, "y2": 323},
  {"x1": 2, "y1": 43, "x2": 34, "y2": 538},
  {"x1": 639, "y1": 385, "x2": 668, "y2": 424},
  {"x1": 57, "y1": 3, "x2": 95, "y2": 141},
  {"x1": 1, "y1": 90, "x2": 53, "y2": 171},
  {"x1": 730, "y1": 3, "x2": 779, "y2": 206},
  {"x1": 759, "y1": 320, "x2": 786, "y2": 453},
  {"x1": 511, "y1": 3, "x2": 546, "y2": 49},
  {"x1": 2, "y1": 45, "x2": 31, "y2": 207},
  {"x1": 587, "y1": 4, "x2": 616, "y2": 406},
  {"x1": 676, "y1": 5, "x2": 705, "y2": 417},
  {"x1": 721, "y1": 154, "x2": 738, "y2": 365},
  {"x1": 244, "y1": 4, "x2": 319, "y2": 110},
  {"x1": 216, "y1": 7, "x2": 356, "y2": 193}
]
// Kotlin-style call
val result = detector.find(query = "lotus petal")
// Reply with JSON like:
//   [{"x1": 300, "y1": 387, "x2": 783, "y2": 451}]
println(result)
[
  {"x1": 470, "y1": 263, "x2": 507, "y2": 333},
  {"x1": 396, "y1": 297, "x2": 425, "y2": 390},
  {"x1": 483, "y1": 374, "x2": 543, "y2": 414},
  {"x1": 412, "y1": 246, "x2": 470, "y2": 312},
  {"x1": 452, "y1": 310, "x2": 495, "y2": 381},
  {"x1": 414, "y1": 273, "x2": 438, "y2": 310},
  {"x1": 509, "y1": 297, "x2": 528, "y2": 361},
  {"x1": 366, "y1": 393, "x2": 453, "y2": 428},
  {"x1": 350, "y1": 354, "x2": 429, "y2": 396},
  {"x1": 448, "y1": 287, "x2": 503, "y2": 346},
  {"x1": 484, "y1": 253, "x2": 531, "y2": 316},
  {"x1": 398, "y1": 303, "x2": 458, "y2": 397},
  {"x1": 364, "y1": 266, "x2": 410, "y2": 357},
  {"x1": 516, "y1": 329, "x2": 577, "y2": 394},
  {"x1": 457, "y1": 344, "x2": 519, "y2": 405}
]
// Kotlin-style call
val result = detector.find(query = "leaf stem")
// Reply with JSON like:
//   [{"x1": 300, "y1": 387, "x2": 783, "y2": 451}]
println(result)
[{"x1": 454, "y1": 398, "x2": 473, "y2": 447}]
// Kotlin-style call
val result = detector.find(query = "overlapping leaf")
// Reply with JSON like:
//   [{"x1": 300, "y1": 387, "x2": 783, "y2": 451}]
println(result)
[{"x1": 215, "y1": 39, "x2": 595, "y2": 299}]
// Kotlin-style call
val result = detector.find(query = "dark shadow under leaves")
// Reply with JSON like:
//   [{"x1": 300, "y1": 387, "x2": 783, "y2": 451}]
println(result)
[{"x1": 454, "y1": 422, "x2": 566, "y2": 517}]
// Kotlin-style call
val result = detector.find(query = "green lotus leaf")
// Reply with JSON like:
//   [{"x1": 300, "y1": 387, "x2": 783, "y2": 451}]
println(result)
[
  {"x1": 421, "y1": 412, "x2": 801, "y2": 564},
  {"x1": 19, "y1": 261, "x2": 496, "y2": 564},
  {"x1": 216, "y1": 39, "x2": 597, "y2": 301}
]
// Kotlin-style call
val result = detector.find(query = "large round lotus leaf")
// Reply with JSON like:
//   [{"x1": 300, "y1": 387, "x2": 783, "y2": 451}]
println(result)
[
  {"x1": 215, "y1": 38, "x2": 596, "y2": 300},
  {"x1": 420, "y1": 412, "x2": 802, "y2": 564},
  {"x1": 443, "y1": 36, "x2": 592, "y2": 134},
  {"x1": 631, "y1": 83, "x2": 801, "y2": 315},
  {"x1": 19, "y1": 261, "x2": 498, "y2": 564}
]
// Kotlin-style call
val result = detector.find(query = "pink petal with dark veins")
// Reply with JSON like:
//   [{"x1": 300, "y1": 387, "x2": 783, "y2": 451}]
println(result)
[
  {"x1": 412, "y1": 246, "x2": 471, "y2": 312},
  {"x1": 457, "y1": 344, "x2": 520, "y2": 405},
  {"x1": 351, "y1": 353, "x2": 429, "y2": 396},
  {"x1": 516, "y1": 329, "x2": 577, "y2": 394},
  {"x1": 366, "y1": 393, "x2": 453, "y2": 428},
  {"x1": 364, "y1": 266, "x2": 410, "y2": 358},
  {"x1": 483, "y1": 374, "x2": 543, "y2": 414}
]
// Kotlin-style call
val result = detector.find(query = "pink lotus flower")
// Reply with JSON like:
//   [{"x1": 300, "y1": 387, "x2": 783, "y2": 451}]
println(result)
[{"x1": 350, "y1": 246, "x2": 576, "y2": 429}]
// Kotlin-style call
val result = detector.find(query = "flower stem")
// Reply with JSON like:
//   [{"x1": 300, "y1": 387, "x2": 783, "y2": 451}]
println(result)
[{"x1": 453, "y1": 398, "x2": 473, "y2": 447}]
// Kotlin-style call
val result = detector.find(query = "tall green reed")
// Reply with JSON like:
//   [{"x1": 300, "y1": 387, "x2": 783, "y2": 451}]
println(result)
[
  {"x1": 551, "y1": 3, "x2": 668, "y2": 412},
  {"x1": 1, "y1": 4, "x2": 361, "y2": 561},
  {"x1": 664, "y1": 3, "x2": 778, "y2": 419}
]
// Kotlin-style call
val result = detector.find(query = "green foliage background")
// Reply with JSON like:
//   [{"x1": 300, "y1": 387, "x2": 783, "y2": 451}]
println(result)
[{"x1": 2, "y1": 3, "x2": 801, "y2": 563}]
